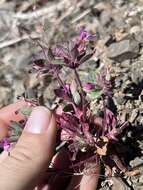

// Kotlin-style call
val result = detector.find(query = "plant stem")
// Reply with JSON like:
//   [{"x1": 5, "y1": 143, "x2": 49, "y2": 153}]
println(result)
[
  {"x1": 74, "y1": 69, "x2": 86, "y2": 119},
  {"x1": 102, "y1": 98, "x2": 107, "y2": 136},
  {"x1": 110, "y1": 154, "x2": 127, "y2": 172},
  {"x1": 55, "y1": 71, "x2": 65, "y2": 88}
]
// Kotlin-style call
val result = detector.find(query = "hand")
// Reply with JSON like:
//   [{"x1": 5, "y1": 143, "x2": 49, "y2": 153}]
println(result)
[{"x1": 0, "y1": 101, "x2": 99, "y2": 190}]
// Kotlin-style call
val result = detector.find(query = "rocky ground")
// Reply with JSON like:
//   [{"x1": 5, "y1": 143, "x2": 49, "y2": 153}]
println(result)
[{"x1": 0, "y1": 0, "x2": 143, "y2": 189}]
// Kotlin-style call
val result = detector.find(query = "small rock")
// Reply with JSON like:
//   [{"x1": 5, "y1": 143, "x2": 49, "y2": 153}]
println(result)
[
  {"x1": 13, "y1": 80, "x2": 25, "y2": 101},
  {"x1": 131, "y1": 61, "x2": 143, "y2": 84},
  {"x1": 121, "y1": 60, "x2": 131, "y2": 67},
  {"x1": 103, "y1": 34, "x2": 116, "y2": 46},
  {"x1": 130, "y1": 26, "x2": 141, "y2": 34},
  {"x1": 114, "y1": 92, "x2": 126, "y2": 105},
  {"x1": 0, "y1": 87, "x2": 12, "y2": 107},
  {"x1": 129, "y1": 109, "x2": 139, "y2": 123},
  {"x1": 113, "y1": 0, "x2": 125, "y2": 7},
  {"x1": 0, "y1": 11, "x2": 13, "y2": 41},
  {"x1": 108, "y1": 38, "x2": 140, "y2": 62},
  {"x1": 112, "y1": 177, "x2": 131, "y2": 190},
  {"x1": 100, "y1": 10, "x2": 112, "y2": 27},
  {"x1": 126, "y1": 176, "x2": 133, "y2": 186},
  {"x1": 139, "y1": 175, "x2": 143, "y2": 183},
  {"x1": 131, "y1": 175, "x2": 139, "y2": 184},
  {"x1": 130, "y1": 157, "x2": 143, "y2": 168},
  {"x1": 127, "y1": 175, "x2": 139, "y2": 189},
  {"x1": 134, "y1": 31, "x2": 143, "y2": 44},
  {"x1": 133, "y1": 186, "x2": 143, "y2": 190},
  {"x1": 115, "y1": 77, "x2": 122, "y2": 88},
  {"x1": 126, "y1": 15, "x2": 140, "y2": 26}
]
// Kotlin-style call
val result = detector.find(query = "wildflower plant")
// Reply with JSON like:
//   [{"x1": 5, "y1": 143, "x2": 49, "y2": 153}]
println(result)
[{"x1": 0, "y1": 28, "x2": 140, "y2": 180}]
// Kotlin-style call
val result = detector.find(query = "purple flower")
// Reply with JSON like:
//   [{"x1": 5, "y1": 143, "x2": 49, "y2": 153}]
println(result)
[
  {"x1": 83, "y1": 83, "x2": 95, "y2": 91},
  {"x1": 104, "y1": 108, "x2": 117, "y2": 132},
  {"x1": 57, "y1": 112, "x2": 82, "y2": 137},
  {"x1": 79, "y1": 27, "x2": 96, "y2": 41},
  {"x1": 52, "y1": 42, "x2": 84, "y2": 68},
  {"x1": 32, "y1": 47, "x2": 62, "y2": 76},
  {"x1": 0, "y1": 138, "x2": 10, "y2": 151},
  {"x1": 54, "y1": 84, "x2": 72, "y2": 102},
  {"x1": 52, "y1": 42, "x2": 94, "y2": 68},
  {"x1": 103, "y1": 108, "x2": 129, "y2": 141},
  {"x1": 52, "y1": 29, "x2": 96, "y2": 69}
]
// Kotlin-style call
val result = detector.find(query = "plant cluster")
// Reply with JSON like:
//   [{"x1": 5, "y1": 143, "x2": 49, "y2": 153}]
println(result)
[{"x1": 0, "y1": 28, "x2": 139, "y2": 178}]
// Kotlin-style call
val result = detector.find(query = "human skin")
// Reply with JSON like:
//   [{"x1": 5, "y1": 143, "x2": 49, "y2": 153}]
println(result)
[{"x1": 0, "y1": 101, "x2": 99, "y2": 190}]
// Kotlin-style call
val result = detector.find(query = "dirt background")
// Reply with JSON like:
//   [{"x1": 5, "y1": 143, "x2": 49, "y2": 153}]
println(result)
[{"x1": 0, "y1": 0, "x2": 143, "y2": 189}]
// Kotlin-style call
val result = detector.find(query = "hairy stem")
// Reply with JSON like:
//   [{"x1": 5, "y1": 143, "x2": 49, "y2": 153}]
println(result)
[
  {"x1": 55, "y1": 71, "x2": 65, "y2": 88},
  {"x1": 102, "y1": 97, "x2": 107, "y2": 136},
  {"x1": 74, "y1": 69, "x2": 86, "y2": 119}
]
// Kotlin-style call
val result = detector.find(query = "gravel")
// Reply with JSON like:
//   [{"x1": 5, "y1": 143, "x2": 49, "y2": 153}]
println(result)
[
  {"x1": 107, "y1": 38, "x2": 140, "y2": 62},
  {"x1": 0, "y1": 0, "x2": 143, "y2": 189}
]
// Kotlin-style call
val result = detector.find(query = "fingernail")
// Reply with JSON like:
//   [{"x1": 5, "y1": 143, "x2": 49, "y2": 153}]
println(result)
[{"x1": 24, "y1": 106, "x2": 52, "y2": 134}]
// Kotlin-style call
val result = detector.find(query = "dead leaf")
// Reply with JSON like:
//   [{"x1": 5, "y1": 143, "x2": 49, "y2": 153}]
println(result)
[
  {"x1": 96, "y1": 143, "x2": 108, "y2": 156},
  {"x1": 125, "y1": 169, "x2": 140, "y2": 176}
]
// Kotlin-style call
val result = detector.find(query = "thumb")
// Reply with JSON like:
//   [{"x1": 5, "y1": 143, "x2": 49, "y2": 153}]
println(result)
[{"x1": 0, "y1": 106, "x2": 57, "y2": 190}]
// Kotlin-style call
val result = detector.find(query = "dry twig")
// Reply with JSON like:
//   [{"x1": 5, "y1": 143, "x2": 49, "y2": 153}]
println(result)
[{"x1": 0, "y1": 33, "x2": 41, "y2": 49}]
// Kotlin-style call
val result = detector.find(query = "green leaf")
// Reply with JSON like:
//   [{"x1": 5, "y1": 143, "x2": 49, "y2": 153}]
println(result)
[
  {"x1": 70, "y1": 80, "x2": 81, "y2": 105},
  {"x1": 20, "y1": 107, "x2": 32, "y2": 116},
  {"x1": 63, "y1": 104, "x2": 74, "y2": 112},
  {"x1": 9, "y1": 135, "x2": 20, "y2": 142},
  {"x1": 10, "y1": 121, "x2": 23, "y2": 136},
  {"x1": 73, "y1": 91, "x2": 81, "y2": 105},
  {"x1": 87, "y1": 89, "x2": 102, "y2": 99},
  {"x1": 79, "y1": 53, "x2": 93, "y2": 64}
]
